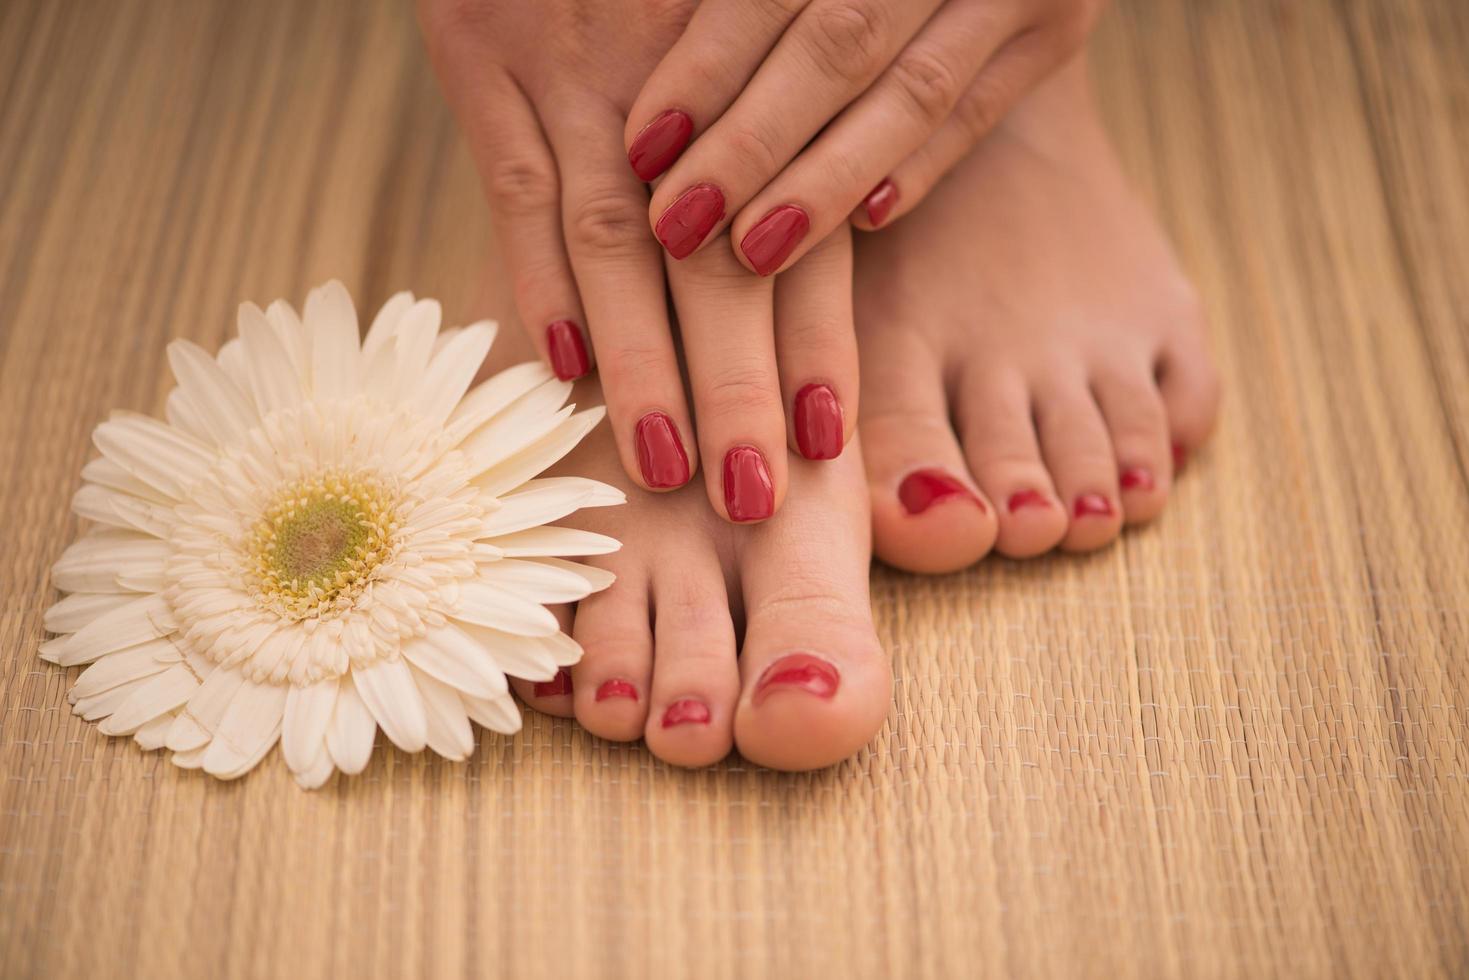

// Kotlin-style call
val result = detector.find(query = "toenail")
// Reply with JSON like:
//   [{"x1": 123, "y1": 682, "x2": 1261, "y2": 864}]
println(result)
[
  {"x1": 1073, "y1": 494, "x2": 1116, "y2": 519},
  {"x1": 1007, "y1": 489, "x2": 1053, "y2": 513},
  {"x1": 752, "y1": 654, "x2": 839, "y2": 707},
  {"x1": 723, "y1": 445, "x2": 775, "y2": 522},
  {"x1": 862, "y1": 177, "x2": 899, "y2": 226},
  {"x1": 661, "y1": 698, "x2": 710, "y2": 727},
  {"x1": 1120, "y1": 467, "x2": 1156, "y2": 492},
  {"x1": 1172, "y1": 442, "x2": 1188, "y2": 470},
  {"x1": 635, "y1": 412, "x2": 691, "y2": 488},
  {"x1": 534, "y1": 668, "x2": 573, "y2": 698},
  {"x1": 898, "y1": 469, "x2": 982, "y2": 516},
  {"x1": 794, "y1": 383, "x2": 844, "y2": 461},
  {"x1": 545, "y1": 321, "x2": 590, "y2": 381},
  {"x1": 595, "y1": 678, "x2": 638, "y2": 702}
]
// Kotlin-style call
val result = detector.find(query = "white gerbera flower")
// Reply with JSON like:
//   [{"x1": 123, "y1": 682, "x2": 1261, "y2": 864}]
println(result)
[{"x1": 41, "y1": 281, "x2": 621, "y2": 787}]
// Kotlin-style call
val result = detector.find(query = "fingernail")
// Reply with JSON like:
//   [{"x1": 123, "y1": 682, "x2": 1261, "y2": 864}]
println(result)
[
  {"x1": 627, "y1": 109, "x2": 693, "y2": 182},
  {"x1": 898, "y1": 469, "x2": 982, "y2": 516},
  {"x1": 546, "y1": 320, "x2": 590, "y2": 381},
  {"x1": 534, "y1": 668, "x2": 573, "y2": 698},
  {"x1": 595, "y1": 678, "x2": 638, "y2": 702},
  {"x1": 1073, "y1": 494, "x2": 1115, "y2": 519},
  {"x1": 723, "y1": 445, "x2": 774, "y2": 522},
  {"x1": 1120, "y1": 466, "x2": 1155, "y2": 492},
  {"x1": 655, "y1": 183, "x2": 725, "y2": 259},
  {"x1": 752, "y1": 653, "x2": 839, "y2": 707},
  {"x1": 1007, "y1": 489, "x2": 1053, "y2": 513},
  {"x1": 635, "y1": 412, "x2": 691, "y2": 488},
  {"x1": 662, "y1": 698, "x2": 710, "y2": 727},
  {"x1": 1172, "y1": 442, "x2": 1188, "y2": 470},
  {"x1": 862, "y1": 178, "x2": 899, "y2": 226},
  {"x1": 794, "y1": 383, "x2": 844, "y2": 460},
  {"x1": 740, "y1": 205, "x2": 809, "y2": 276}
]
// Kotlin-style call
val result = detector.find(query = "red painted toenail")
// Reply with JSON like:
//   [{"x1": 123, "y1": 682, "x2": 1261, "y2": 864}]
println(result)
[
  {"x1": 545, "y1": 321, "x2": 590, "y2": 381},
  {"x1": 1120, "y1": 467, "x2": 1156, "y2": 492},
  {"x1": 594, "y1": 679, "x2": 638, "y2": 702},
  {"x1": 862, "y1": 178, "x2": 899, "y2": 226},
  {"x1": 753, "y1": 654, "x2": 839, "y2": 707},
  {"x1": 635, "y1": 412, "x2": 691, "y2": 489},
  {"x1": 898, "y1": 469, "x2": 982, "y2": 516},
  {"x1": 794, "y1": 383, "x2": 844, "y2": 460},
  {"x1": 534, "y1": 668, "x2": 573, "y2": 698},
  {"x1": 1007, "y1": 489, "x2": 1053, "y2": 513},
  {"x1": 1172, "y1": 442, "x2": 1188, "y2": 470},
  {"x1": 627, "y1": 109, "x2": 693, "y2": 182},
  {"x1": 1073, "y1": 494, "x2": 1115, "y2": 519},
  {"x1": 723, "y1": 445, "x2": 775, "y2": 522},
  {"x1": 662, "y1": 698, "x2": 710, "y2": 727}
]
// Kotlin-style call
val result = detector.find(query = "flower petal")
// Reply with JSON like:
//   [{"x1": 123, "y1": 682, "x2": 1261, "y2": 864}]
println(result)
[
  {"x1": 352, "y1": 658, "x2": 428, "y2": 753},
  {"x1": 238, "y1": 302, "x2": 305, "y2": 414},
  {"x1": 282, "y1": 679, "x2": 339, "y2": 774},
  {"x1": 408, "y1": 322, "x2": 497, "y2": 427},
  {"x1": 327, "y1": 674, "x2": 377, "y2": 775},
  {"x1": 458, "y1": 379, "x2": 573, "y2": 469},
  {"x1": 401, "y1": 625, "x2": 509, "y2": 701},
  {"x1": 472, "y1": 407, "x2": 605, "y2": 498},
  {"x1": 97, "y1": 664, "x2": 199, "y2": 736},
  {"x1": 71, "y1": 640, "x2": 174, "y2": 700},
  {"x1": 304, "y1": 280, "x2": 362, "y2": 399},
  {"x1": 452, "y1": 581, "x2": 560, "y2": 637},
  {"x1": 444, "y1": 360, "x2": 553, "y2": 446},
  {"x1": 361, "y1": 291, "x2": 414, "y2": 359},
  {"x1": 201, "y1": 678, "x2": 287, "y2": 779},
  {"x1": 52, "y1": 530, "x2": 170, "y2": 593},
  {"x1": 477, "y1": 477, "x2": 624, "y2": 537},
  {"x1": 293, "y1": 744, "x2": 336, "y2": 790},
  {"x1": 472, "y1": 559, "x2": 603, "y2": 604},
  {"x1": 487, "y1": 526, "x2": 621, "y2": 558},
  {"x1": 92, "y1": 413, "x2": 213, "y2": 500},
  {"x1": 456, "y1": 624, "x2": 566, "y2": 682},
  {"x1": 166, "y1": 339, "x2": 256, "y2": 447},
  {"x1": 43, "y1": 592, "x2": 136, "y2": 634},
  {"x1": 410, "y1": 667, "x2": 475, "y2": 761},
  {"x1": 52, "y1": 594, "x2": 177, "y2": 667},
  {"x1": 462, "y1": 690, "x2": 523, "y2": 736},
  {"x1": 166, "y1": 665, "x2": 244, "y2": 751}
]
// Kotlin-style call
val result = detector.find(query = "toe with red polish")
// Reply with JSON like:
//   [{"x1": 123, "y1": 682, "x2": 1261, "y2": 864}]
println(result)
[
  {"x1": 898, "y1": 469, "x2": 982, "y2": 516},
  {"x1": 534, "y1": 668, "x2": 573, "y2": 698},
  {"x1": 752, "y1": 654, "x2": 840, "y2": 707},
  {"x1": 662, "y1": 698, "x2": 710, "y2": 727}
]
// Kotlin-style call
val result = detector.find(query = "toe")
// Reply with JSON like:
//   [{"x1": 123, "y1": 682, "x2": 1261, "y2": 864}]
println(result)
[
  {"x1": 733, "y1": 452, "x2": 890, "y2": 770},
  {"x1": 1093, "y1": 362, "x2": 1173, "y2": 525},
  {"x1": 568, "y1": 566, "x2": 653, "y2": 743},
  {"x1": 1156, "y1": 321, "x2": 1222, "y2": 470},
  {"x1": 1034, "y1": 373, "x2": 1124, "y2": 552},
  {"x1": 955, "y1": 366, "x2": 1068, "y2": 558},
  {"x1": 642, "y1": 555, "x2": 740, "y2": 768},
  {"x1": 510, "y1": 606, "x2": 577, "y2": 718},
  {"x1": 860, "y1": 337, "x2": 996, "y2": 573}
]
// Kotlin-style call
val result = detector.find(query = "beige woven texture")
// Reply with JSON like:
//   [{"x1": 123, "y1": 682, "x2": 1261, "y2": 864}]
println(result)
[{"x1": 2, "y1": 1, "x2": 1467, "y2": 977}]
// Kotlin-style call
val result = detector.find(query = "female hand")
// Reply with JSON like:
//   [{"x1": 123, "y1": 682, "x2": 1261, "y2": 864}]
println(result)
[{"x1": 624, "y1": 0, "x2": 1106, "y2": 273}]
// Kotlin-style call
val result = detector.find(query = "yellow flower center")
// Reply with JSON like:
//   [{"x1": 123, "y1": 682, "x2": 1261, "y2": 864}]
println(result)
[{"x1": 245, "y1": 470, "x2": 400, "y2": 621}]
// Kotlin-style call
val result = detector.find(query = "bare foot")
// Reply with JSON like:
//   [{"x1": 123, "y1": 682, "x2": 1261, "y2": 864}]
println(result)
[{"x1": 855, "y1": 57, "x2": 1221, "y2": 573}]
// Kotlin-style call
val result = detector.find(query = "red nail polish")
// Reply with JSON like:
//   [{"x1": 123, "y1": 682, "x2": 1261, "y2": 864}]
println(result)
[
  {"x1": 595, "y1": 679, "x2": 638, "y2": 702},
  {"x1": 534, "y1": 668, "x2": 573, "y2": 698},
  {"x1": 794, "y1": 383, "x2": 844, "y2": 460},
  {"x1": 862, "y1": 178, "x2": 899, "y2": 226},
  {"x1": 1172, "y1": 442, "x2": 1188, "y2": 470},
  {"x1": 655, "y1": 183, "x2": 725, "y2": 259},
  {"x1": 627, "y1": 109, "x2": 693, "y2": 182},
  {"x1": 1007, "y1": 489, "x2": 1053, "y2": 513},
  {"x1": 1073, "y1": 493, "x2": 1115, "y2": 519},
  {"x1": 662, "y1": 698, "x2": 710, "y2": 727},
  {"x1": 898, "y1": 469, "x2": 981, "y2": 516},
  {"x1": 752, "y1": 653, "x2": 839, "y2": 707},
  {"x1": 723, "y1": 445, "x2": 774, "y2": 522},
  {"x1": 1120, "y1": 466, "x2": 1155, "y2": 492},
  {"x1": 739, "y1": 205, "x2": 809, "y2": 276},
  {"x1": 635, "y1": 412, "x2": 691, "y2": 488},
  {"x1": 546, "y1": 320, "x2": 590, "y2": 381}
]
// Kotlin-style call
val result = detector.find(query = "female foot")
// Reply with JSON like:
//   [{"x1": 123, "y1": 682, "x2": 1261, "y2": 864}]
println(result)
[{"x1": 855, "y1": 57, "x2": 1221, "y2": 573}]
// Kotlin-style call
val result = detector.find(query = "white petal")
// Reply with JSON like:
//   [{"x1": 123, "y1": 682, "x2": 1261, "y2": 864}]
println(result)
[
  {"x1": 170, "y1": 746, "x2": 208, "y2": 769},
  {"x1": 452, "y1": 581, "x2": 559, "y2": 637},
  {"x1": 73, "y1": 674, "x2": 155, "y2": 720},
  {"x1": 352, "y1": 658, "x2": 428, "y2": 753},
  {"x1": 456, "y1": 624, "x2": 563, "y2": 682},
  {"x1": 472, "y1": 408, "x2": 605, "y2": 498},
  {"x1": 133, "y1": 713, "x2": 175, "y2": 751},
  {"x1": 304, "y1": 280, "x2": 361, "y2": 399},
  {"x1": 72, "y1": 484, "x2": 174, "y2": 537},
  {"x1": 92, "y1": 413, "x2": 213, "y2": 499},
  {"x1": 165, "y1": 387, "x2": 213, "y2": 444},
  {"x1": 71, "y1": 641, "x2": 173, "y2": 699},
  {"x1": 408, "y1": 322, "x2": 497, "y2": 427},
  {"x1": 53, "y1": 594, "x2": 176, "y2": 666},
  {"x1": 43, "y1": 592, "x2": 135, "y2": 634},
  {"x1": 264, "y1": 299, "x2": 310, "y2": 385},
  {"x1": 477, "y1": 477, "x2": 624, "y2": 537},
  {"x1": 166, "y1": 340, "x2": 256, "y2": 447},
  {"x1": 458, "y1": 379, "x2": 573, "y2": 467},
  {"x1": 531, "y1": 557, "x2": 616, "y2": 594},
  {"x1": 401, "y1": 625, "x2": 509, "y2": 701},
  {"x1": 444, "y1": 360, "x2": 554, "y2": 446},
  {"x1": 282, "y1": 679, "x2": 338, "y2": 774},
  {"x1": 462, "y1": 690, "x2": 523, "y2": 736},
  {"x1": 327, "y1": 674, "x2": 377, "y2": 775},
  {"x1": 202, "y1": 678, "x2": 287, "y2": 779},
  {"x1": 80, "y1": 456, "x2": 173, "y2": 505},
  {"x1": 488, "y1": 526, "x2": 620, "y2": 558},
  {"x1": 52, "y1": 530, "x2": 170, "y2": 593},
  {"x1": 411, "y1": 667, "x2": 475, "y2": 761},
  {"x1": 167, "y1": 665, "x2": 244, "y2": 751},
  {"x1": 293, "y1": 744, "x2": 336, "y2": 789},
  {"x1": 361, "y1": 290, "x2": 414, "y2": 359},
  {"x1": 98, "y1": 664, "x2": 199, "y2": 736},
  {"x1": 364, "y1": 299, "x2": 440, "y2": 403},
  {"x1": 238, "y1": 302, "x2": 305, "y2": 414},
  {"x1": 472, "y1": 559, "x2": 601, "y2": 604}
]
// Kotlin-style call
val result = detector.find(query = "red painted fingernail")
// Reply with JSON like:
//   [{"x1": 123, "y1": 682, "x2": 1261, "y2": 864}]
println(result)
[
  {"x1": 661, "y1": 698, "x2": 710, "y2": 727},
  {"x1": 723, "y1": 445, "x2": 774, "y2": 522},
  {"x1": 862, "y1": 178, "x2": 899, "y2": 226},
  {"x1": 752, "y1": 653, "x2": 839, "y2": 707},
  {"x1": 1120, "y1": 466, "x2": 1156, "y2": 492},
  {"x1": 595, "y1": 679, "x2": 638, "y2": 703},
  {"x1": 740, "y1": 205, "x2": 809, "y2": 276},
  {"x1": 1007, "y1": 489, "x2": 1053, "y2": 513},
  {"x1": 1172, "y1": 442, "x2": 1188, "y2": 470},
  {"x1": 635, "y1": 412, "x2": 691, "y2": 488},
  {"x1": 794, "y1": 383, "x2": 844, "y2": 460},
  {"x1": 627, "y1": 109, "x2": 693, "y2": 182},
  {"x1": 534, "y1": 668, "x2": 573, "y2": 698},
  {"x1": 545, "y1": 320, "x2": 590, "y2": 381},
  {"x1": 1073, "y1": 493, "x2": 1115, "y2": 519},
  {"x1": 898, "y1": 469, "x2": 982, "y2": 516},
  {"x1": 656, "y1": 183, "x2": 725, "y2": 259}
]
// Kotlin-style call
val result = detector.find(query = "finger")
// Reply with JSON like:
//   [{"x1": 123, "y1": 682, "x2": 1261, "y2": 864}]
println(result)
[
  {"x1": 539, "y1": 97, "x2": 698, "y2": 493},
  {"x1": 646, "y1": 0, "x2": 937, "y2": 262},
  {"x1": 730, "y1": 0, "x2": 1036, "y2": 275},
  {"x1": 625, "y1": 0, "x2": 809, "y2": 182},
  {"x1": 668, "y1": 237, "x2": 788, "y2": 523},
  {"x1": 773, "y1": 226, "x2": 856, "y2": 460},
  {"x1": 852, "y1": 24, "x2": 1086, "y2": 231},
  {"x1": 432, "y1": 65, "x2": 593, "y2": 379}
]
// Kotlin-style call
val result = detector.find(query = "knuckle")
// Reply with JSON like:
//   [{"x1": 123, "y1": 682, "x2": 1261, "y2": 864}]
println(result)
[
  {"x1": 703, "y1": 365, "x2": 781, "y2": 415},
  {"x1": 567, "y1": 189, "x2": 646, "y2": 253},
  {"x1": 805, "y1": 1, "x2": 889, "y2": 82},
  {"x1": 723, "y1": 121, "x2": 784, "y2": 178},
  {"x1": 891, "y1": 49, "x2": 963, "y2": 127},
  {"x1": 483, "y1": 156, "x2": 558, "y2": 212},
  {"x1": 603, "y1": 343, "x2": 672, "y2": 385}
]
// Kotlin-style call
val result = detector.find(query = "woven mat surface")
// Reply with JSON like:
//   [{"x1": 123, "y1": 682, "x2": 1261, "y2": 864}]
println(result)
[{"x1": 2, "y1": 1, "x2": 1467, "y2": 977}]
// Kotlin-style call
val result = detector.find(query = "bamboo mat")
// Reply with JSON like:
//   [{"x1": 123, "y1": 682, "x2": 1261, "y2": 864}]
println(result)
[{"x1": 2, "y1": 1, "x2": 1466, "y2": 977}]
